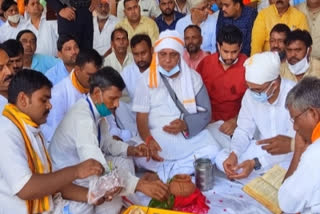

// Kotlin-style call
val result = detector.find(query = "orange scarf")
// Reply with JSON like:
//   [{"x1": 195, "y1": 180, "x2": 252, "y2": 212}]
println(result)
[
  {"x1": 71, "y1": 70, "x2": 89, "y2": 94},
  {"x1": 2, "y1": 104, "x2": 52, "y2": 214},
  {"x1": 311, "y1": 122, "x2": 320, "y2": 143}
]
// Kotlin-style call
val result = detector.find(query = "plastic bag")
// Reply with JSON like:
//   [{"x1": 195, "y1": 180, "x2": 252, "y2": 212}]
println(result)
[{"x1": 87, "y1": 168, "x2": 124, "y2": 204}]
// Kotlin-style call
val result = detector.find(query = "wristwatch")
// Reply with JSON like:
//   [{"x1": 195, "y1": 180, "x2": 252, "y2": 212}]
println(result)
[{"x1": 253, "y1": 157, "x2": 261, "y2": 170}]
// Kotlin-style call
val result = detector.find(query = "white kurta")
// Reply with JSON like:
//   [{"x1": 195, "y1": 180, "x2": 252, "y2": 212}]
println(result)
[
  {"x1": 103, "y1": 51, "x2": 133, "y2": 73},
  {"x1": 121, "y1": 62, "x2": 143, "y2": 100},
  {"x1": 132, "y1": 68, "x2": 221, "y2": 181},
  {"x1": 93, "y1": 15, "x2": 119, "y2": 56},
  {"x1": 117, "y1": 0, "x2": 161, "y2": 19},
  {"x1": 278, "y1": 138, "x2": 320, "y2": 214},
  {"x1": 0, "y1": 18, "x2": 27, "y2": 43},
  {"x1": 0, "y1": 94, "x2": 8, "y2": 113},
  {"x1": 49, "y1": 97, "x2": 139, "y2": 214},
  {"x1": 215, "y1": 78, "x2": 296, "y2": 177},
  {"x1": 0, "y1": 117, "x2": 53, "y2": 213}
]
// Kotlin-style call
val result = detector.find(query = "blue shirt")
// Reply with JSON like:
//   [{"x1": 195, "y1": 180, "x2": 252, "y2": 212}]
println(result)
[
  {"x1": 45, "y1": 60, "x2": 69, "y2": 85},
  {"x1": 155, "y1": 11, "x2": 185, "y2": 33},
  {"x1": 216, "y1": 6, "x2": 257, "y2": 56},
  {"x1": 31, "y1": 53, "x2": 60, "y2": 74},
  {"x1": 176, "y1": 14, "x2": 217, "y2": 53}
]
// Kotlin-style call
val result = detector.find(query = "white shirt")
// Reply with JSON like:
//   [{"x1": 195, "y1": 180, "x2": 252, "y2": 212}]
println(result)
[
  {"x1": 0, "y1": 117, "x2": 52, "y2": 213},
  {"x1": 121, "y1": 62, "x2": 143, "y2": 100},
  {"x1": 93, "y1": 15, "x2": 119, "y2": 56},
  {"x1": 49, "y1": 97, "x2": 139, "y2": 195},
  {"x1": 174, "y1": 0, "x2": 191, "y2": 14},
  {"x1": 0, "y1": 94, "x2": 8, "y2": 113},
  {"x1": 117, "y1": 0, "x2": 161, "y2": 19},
  {"x1": 0, "y1": 18, "x2": 27, "y2": 43},
  {"x1": 103, "y1": 51, "x2": 134, "y2": 73},
  {"x1": 25, "y1": 14, "x2": 58, "y2": 56},
  {"x1": 278, "y1": 138, "x2": 320, "y2": 213},
  {"x1": 231, "y1": 78, "x2": 296, "y2": 172}
]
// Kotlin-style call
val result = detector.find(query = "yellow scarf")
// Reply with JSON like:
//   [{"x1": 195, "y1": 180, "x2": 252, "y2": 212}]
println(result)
[
  {"x1": 311, "y1": 122, "x2": 320, "y2": 143},
  {"x1": 2, "y1": 104, "x2": 52, "y2": 214},
  {"x1": 71, "y1": 70, "x2": 89, "y2": 94}
]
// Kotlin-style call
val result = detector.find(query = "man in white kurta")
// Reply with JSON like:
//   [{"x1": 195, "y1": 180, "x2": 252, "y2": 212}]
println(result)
[
  {"x1": 216, "y1": 52, "x2": 295, "y2": 182},
  {"x1": 116, "y1": 0, "x2": 161, "y2": 19},
  {"x1": 132, "y1": 30, "x2": 220, "y2": 181}
]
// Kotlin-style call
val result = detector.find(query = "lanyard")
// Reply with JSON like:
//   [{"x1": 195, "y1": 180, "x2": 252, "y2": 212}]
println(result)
[{"x1": 86, "y1": 97, "x2": 101, "y2": 146}]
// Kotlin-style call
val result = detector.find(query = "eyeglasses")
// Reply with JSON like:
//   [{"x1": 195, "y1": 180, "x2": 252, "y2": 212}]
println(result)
[{"x1": 290, "y1": 108, "x2": 309, "y2": 123}]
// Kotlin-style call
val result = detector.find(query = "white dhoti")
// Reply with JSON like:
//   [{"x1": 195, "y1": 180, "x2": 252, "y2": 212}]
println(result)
[{"x1": 206, "y1": 120, "x2": 232, "y2": 149}]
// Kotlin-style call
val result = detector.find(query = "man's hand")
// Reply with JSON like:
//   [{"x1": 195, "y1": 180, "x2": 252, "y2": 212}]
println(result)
[
  {"x1": 59, "y1": 7, "x2": 76, "y2": 21},
  {"x1": 228, "y1": 159, "x2": 255, "y2": 180},
  {"x1": 89, "y1": 0, "x2": 99, "y2": 12},
  {"x1": 127, "y1": 144, "x2": 149, "y2": 158},
  {"x1": 163, "y1": 119, "x2": 187, "y2": 135},
  {"x1": 136, "y1": 179, "x2": 169, "y2": 201},
  {"x1": 257, "y1": 135, "x2": 292, "y2": 155},
  {"x1": 223, "y1": 152, "x2": 238, "y2": 179},
  {"x1": 219, "y1": 118, "x2": 237, "y2": 136},
  {"x1": 74, "y1": 159, "x2": 104, "y2": 179},
  {"x1": 148, "y1": 139, "x2": 164, "y2": 162}
]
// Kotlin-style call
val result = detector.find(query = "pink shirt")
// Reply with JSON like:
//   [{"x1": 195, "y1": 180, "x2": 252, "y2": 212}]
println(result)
[{"x1": 183, "y1": 50, "x2": 209, "y2": 70}]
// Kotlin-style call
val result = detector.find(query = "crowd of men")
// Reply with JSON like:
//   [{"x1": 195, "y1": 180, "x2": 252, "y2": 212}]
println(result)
[{"x1": 0, "y1": 0, "x2": 319, "y2": 213}]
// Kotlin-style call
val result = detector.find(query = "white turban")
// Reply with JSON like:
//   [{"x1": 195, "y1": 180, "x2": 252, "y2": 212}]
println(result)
[
  {"x1": 245, "y1": 52, "x2": 280, "y2": 85},
  {"x1": 154, "y1": 30, "x2": 184, "y2": 55},
  {"x1": 190, "y1": 0, "x2": 207, "y2": 9}
]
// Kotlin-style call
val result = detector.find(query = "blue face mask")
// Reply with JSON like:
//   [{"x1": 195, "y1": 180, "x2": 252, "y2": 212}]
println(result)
[
  {"x1": 95, "y1": 103, "x2": 112, "y2": 117},
  {"x1": 158, "y1": 64, "x2": 180, "y2": 77},
  {"x1": 250, "y1": 82, "x2": 276, "y2": 103}
]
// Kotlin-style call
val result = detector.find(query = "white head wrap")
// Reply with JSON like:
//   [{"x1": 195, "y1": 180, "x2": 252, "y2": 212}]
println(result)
[
  {"x1": 154, "y1": 30, "x2": 184, "y2": 55},
  {"x1": 245, "y1": 52, "x2": 280, "y2": 85}
]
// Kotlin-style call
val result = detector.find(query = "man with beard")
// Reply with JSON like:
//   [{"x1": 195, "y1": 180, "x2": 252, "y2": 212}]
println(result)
[
  {"x1": 269, "y1": 23, "x2": 290, "y2": 62},
  {"x1": 280, "y1": 29, "x2": 320, "y2": 82},
  {"x1": 0, "y1": 45, "x2": 15, "y2": 112},
  {"x1": 155, "y1": 0, "x2": 184, "y2": 33},
  {"x1": 251, "y1": 0, "x2": 308, "y2": 55},
  {"x1": 103, "y1": 28, "x2": 133, "y2": 73},
  {"x1": 197, "y1": 25, "x2": 247, "y2": 149},
  {"x1": 92, "y1": 0, "x2": 119, "y2": 57},
  {"x1": 45, "y1": 35, "x2": 80, "y2": 85},
  {"x1": 2, "y1": 39, "x2": 24, "y2": 73},
  {"x1": 182, "y1": 25, "x2": 208, "y2": 70}
]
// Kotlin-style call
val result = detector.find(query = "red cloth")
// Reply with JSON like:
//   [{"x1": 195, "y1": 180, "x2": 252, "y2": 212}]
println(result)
[
  {"x1": 173, "y1": 188, "x2": 210, "y2": 214},
  {"x1": 197, "y1": 53, "x2": 247, "y2": 121}
]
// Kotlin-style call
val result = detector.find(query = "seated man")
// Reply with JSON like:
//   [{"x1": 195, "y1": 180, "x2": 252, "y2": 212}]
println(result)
[
  {"x1": 49, "y1": 67, "x2": 169, "y2": 214},
  {"x1": 216, "y1": 52, "x2": 295, "y2": 181},
  {"x1": 132, "y1": 30, "x2": 220, "y2": 181},
  {"x1": 197, "y1": 25, "x2": 247, "y2": 149},
  {"x1": 2, "y1": 39, "x2": 24, "y2": 73},
  {"x1": 278, "y1": 77, "x2": 320, "y2": 213},
  {"x1": 269, "y1": 23, "x2": 290, "y2": 62},
  {"x1": 0, "y1": 69, "x2": 105, "y2": 212},
  {"x1": 280, "y1": 29, "x2": 320, "y2": 82}
]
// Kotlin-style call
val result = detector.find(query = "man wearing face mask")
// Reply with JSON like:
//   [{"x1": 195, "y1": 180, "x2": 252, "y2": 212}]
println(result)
[
  {"x1": 215, "y1": 52, "x2": 296, "y2": 181},
  {"x1": 132, "y1": 30, "x2": 220, "y2": 182},
  {"x1": 0, "y1": 0, "x2": 27, "y2": 43},
  {"x1": 280, "y1": 29, "x2": 320, "y2": 83}
]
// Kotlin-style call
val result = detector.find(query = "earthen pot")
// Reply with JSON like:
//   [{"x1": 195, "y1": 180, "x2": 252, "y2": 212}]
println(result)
[{"x1": 169, "y1": 174, "x2": 196, "y2": 197}]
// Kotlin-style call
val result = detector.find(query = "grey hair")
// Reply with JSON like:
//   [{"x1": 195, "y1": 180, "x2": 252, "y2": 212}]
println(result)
[
  {"x1": 285, "y1": 77, "x2": 320, "y2": 111},
  {"x1": 190, "y1": 0, "x2": 207, "y2": 9}
]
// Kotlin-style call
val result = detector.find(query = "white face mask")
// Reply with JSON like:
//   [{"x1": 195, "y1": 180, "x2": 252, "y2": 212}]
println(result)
[
  {"x1": 7, "y1": 14, "x2": 20, "y2": 24},
  {"x1": 287, "y1": 49, "x2": 310, "y2": 75}
]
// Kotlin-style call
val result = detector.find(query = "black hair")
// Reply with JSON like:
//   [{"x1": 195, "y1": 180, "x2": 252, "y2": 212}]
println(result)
[
  {"x1": 2, "y1": 39, "x2": 24, "y2": 57},
  {"x1": 285, "y1": 29, "x2": 313, "y2": 48},
  {"x1": 231, "y1": 0, "x2": 243, "y2": 7},
  {"x1": 1, "y1": 0, "x2": 17, "y2": 12},
  {"x1": 57, "y1": 34, "x2": 78, "y2": 52},
  {"x1": 217, "y1": 25, "x2": 243, "y2": 46},
  {"x1": 111, "y1": 28, "x2": 128, "y2": 42},
  {"x1": 124, "y1": 0, "x2": 137, "y2": 8},
  {"x1": 184, "y1": 24, "x2": 201, "y2": 34},
  {"x1": 270, "y1": 24, "x2": 291, "y2": 37},
  {"x1": 89, "y1": 66, "x2": 126, "y2": 93},
  {"x1": 130, "y1": 34, "x2": 152, "y2": 49},
  {"x1": 8, "y1": 69, "x2": 52, "y2": 104},
  {"x1": 24, "y1": 0, "x2": 30, "y2": 6},
  {"x1": 76, "y1": 49, "x2": 103, "y2": 68},
  {"x1": 16, "y1": 29, "x2": 37, "y2": 42}
]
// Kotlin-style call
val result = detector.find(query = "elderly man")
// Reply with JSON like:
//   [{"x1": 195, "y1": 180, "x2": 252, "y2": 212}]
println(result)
[
  {"x1": 280, "y1": 29, "x2": 320, "y2": 82},
  {"x1": 175, "y1": 0, "x2": 217, "y2": 53},
  {"x1": 269, "y1": 23, "x2": 291, "y2": 62},
  {"x1": 93, "y1": 0, "x2": 119, "y2": 57},
  {"x1": 215, "y1": 52, "x2": 295, "y2": 181},
  {"x1": 183, "y1": 25, "x2": 208, "y2": 70},
  {"x1": 132, "y1": 30, "x2": 220, "y2": 181},
  {"x1": 278, "y1": 77, "x2": 320, "y2": 213}
]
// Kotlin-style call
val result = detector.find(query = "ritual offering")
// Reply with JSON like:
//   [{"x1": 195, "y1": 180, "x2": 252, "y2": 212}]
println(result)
[
  {"x1": 194, "y1": 158, "x2": 214, "y2": 191},
  {"x1": 128, "y1": 207, "x2": 146, "y2": 214},
  {"x1": 169, "y1": 174, "x2": 196, "y2": 197}
]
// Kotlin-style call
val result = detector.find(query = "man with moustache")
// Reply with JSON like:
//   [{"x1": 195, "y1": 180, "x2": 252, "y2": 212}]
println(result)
[
  {"x1": 2, "y1": 39, "x2": 24, "y2": 73},
  {"x1": 182, "y1": 25, "x2": 208, "y2": 70},
  {"x1": 251, "y1": 0, "x2": 309, "y2": 55},
  {"x1": 269, "y1": 23, "x2": 291, "y2": 62},
  {"x1": 155, "y1": 0, "x2": 184, "y2": 33}
]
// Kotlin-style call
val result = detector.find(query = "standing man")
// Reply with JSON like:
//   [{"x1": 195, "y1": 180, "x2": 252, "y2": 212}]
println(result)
[
  {"x1": 197, "y1": 25, "x2": 247, "y2": 148},
  {"x1": 155, "y1": 0, "x2": 185, "y2": 33},
  {"x1": 116, "y1": 0, "x2": 161, "y2": 19},
  {"x1": 216, "y1": 0, "x2": 257, "y2": 56},
  {"x1": 2, "y1": 39, "x2": 24, "y2": 73},
  {"x1": 175, "y1": 0, "x2": 191, "y2": 14},
  {"x1": 182, "y1": 25, "x2": 208, "y2": 70},
  {"x1": 280, "y1": 29, "x2": 320, "y2": 82},
  {"x1": 269, "y1": 23, "x2": 291, "y2": 62}
]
